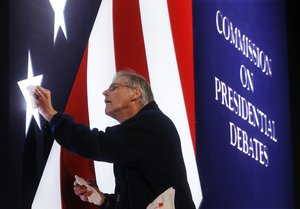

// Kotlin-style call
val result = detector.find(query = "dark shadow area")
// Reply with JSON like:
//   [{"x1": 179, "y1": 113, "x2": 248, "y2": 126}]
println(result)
[
  {"x1": 1, "y1": 0, "x2": 10, "y2": 208},
  {"x1": 286, "y1": 0, "x2": 300, "y2": 208}
]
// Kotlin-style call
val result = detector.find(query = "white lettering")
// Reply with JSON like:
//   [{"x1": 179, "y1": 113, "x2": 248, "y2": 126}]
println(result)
[
  {"x1": 215, "y1": 77, "x2": 277, "y2": 142},
  {"x1": 229, "y1": 122, "x2": 269, "y2": 167},
  {"x1": 215, "y1": 10, "x2": 272, "y2": 77}
]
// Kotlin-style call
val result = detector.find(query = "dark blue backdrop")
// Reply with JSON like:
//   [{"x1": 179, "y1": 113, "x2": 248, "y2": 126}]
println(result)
[{"x1": 193, "y1": 0, "x2": 294, "y2": 208}]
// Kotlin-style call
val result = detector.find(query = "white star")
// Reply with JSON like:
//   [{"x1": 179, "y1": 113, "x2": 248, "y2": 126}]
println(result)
[
  {"x1": 49, "y1": 0, "x2": 68, "y2": 43},
  {"x1": 18, "y1": 50, "x2": 43, "y2": 136}
]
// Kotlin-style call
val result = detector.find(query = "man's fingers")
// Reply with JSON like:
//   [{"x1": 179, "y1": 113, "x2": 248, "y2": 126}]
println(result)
[
  {"x1": 35, "y1": 86, "x2": 51, "y2": 98},
  {"x1": 87, "y1": 179, "x2": 97, "y2": 187},
  {"x1": 74, "y1": 187, "x2": 93, "y2": 202},
  {"x1": 74, "y1": 185, "x2": 88, "y2": 195},
  {"x1": 36, "y1": 87, "x2": 45, "y2": 96}
]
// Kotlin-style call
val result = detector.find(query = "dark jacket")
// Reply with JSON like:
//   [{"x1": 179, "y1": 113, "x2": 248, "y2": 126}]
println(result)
[{"x1": 50, "y1": 101, "x2": 195, "y2": 209}]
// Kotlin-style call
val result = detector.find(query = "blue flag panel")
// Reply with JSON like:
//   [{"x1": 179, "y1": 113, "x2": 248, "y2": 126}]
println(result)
[{"x1": 193, "y1": 1, "x2": 294, "y2": 208}]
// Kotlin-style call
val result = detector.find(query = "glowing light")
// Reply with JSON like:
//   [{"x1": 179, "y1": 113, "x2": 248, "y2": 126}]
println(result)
[
  {"x1": 17, "y1": 50, "x2": 43, "y2": 136},
  {"x1": 32, "y1": 141, "x2": 62, "y2": 209},
  {"x1": 49, "y1": 0, "x2": 68, "y2": 43},
  {"x1": 87, "y1": 0, "x2": 116, "y2": 193}
]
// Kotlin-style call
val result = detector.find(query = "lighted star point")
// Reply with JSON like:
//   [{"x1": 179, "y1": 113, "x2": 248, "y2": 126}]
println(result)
[
  {"x1": 49, "y1": 0, "x2": 68, "y2": 43},
  {"x1": 18, "y1": 50, "x2": 44, "y2": 136}
]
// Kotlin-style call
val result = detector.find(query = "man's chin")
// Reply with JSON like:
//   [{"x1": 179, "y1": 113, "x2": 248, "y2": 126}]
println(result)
[
  {"x1": 105, "y1": 109, "x2": 113, "y2": 117},
  {"x1": 104, "y1": 109, "x2": 110, "y2": 116}
]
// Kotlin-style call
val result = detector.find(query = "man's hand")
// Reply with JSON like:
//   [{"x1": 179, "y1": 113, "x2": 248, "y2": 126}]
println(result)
[
  {"x1": 73, "y1": 175, "x2": 105, "y2": 206},
  {"x1": 30, "y1": 86, "x2": 57, "y2": 121}
]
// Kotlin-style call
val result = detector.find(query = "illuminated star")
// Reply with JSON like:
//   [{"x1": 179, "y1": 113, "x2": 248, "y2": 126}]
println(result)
[
  {"x1": 49, "y1": 0, "x2": 68, "y2": 43},
  {"x1": 17, "y1": 50, "x2": 43, "y2": 136}
]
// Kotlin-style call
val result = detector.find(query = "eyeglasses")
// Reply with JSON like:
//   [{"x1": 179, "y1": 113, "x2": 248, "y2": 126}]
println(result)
[{"x1": 108, "y1": 83, "x2": 134, "y2": 92}]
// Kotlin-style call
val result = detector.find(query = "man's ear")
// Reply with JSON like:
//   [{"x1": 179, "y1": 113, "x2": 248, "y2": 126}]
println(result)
[{"x1": 131, "y1": 88, "x2": 142, "y2": 101}]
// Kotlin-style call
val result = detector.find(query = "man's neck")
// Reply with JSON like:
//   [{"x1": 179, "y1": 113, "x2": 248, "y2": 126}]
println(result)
[{"x1": 116, "y1": 103, "x2": 143, "y2": 123}]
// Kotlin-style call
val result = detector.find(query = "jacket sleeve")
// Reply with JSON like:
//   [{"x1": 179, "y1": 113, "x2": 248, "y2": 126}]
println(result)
[
  {"x1": 99, "y1": 194, "x2": 115, "y2": 209},
  {"x1": 49, "y1": 112, "x2": 147, "y2": 163}
]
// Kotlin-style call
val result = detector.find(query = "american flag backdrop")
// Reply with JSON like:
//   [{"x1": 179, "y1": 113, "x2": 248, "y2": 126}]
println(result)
[{"x1": 8, "y1": 0, "x2": 202, "y2": 209}]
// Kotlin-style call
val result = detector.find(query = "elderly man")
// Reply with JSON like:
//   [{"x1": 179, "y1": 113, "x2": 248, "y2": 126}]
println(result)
[{"x1": 34, "y1": 70, "x2": 195, "y2": 209}]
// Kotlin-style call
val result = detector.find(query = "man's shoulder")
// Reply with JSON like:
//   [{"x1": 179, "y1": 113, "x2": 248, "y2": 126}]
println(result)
[
  {"x1": 122, "y1": 101, "x2": 174, "y2": 127},
  {"x1": 139, "y1": 106, "x2": 174, "y2": 127}
]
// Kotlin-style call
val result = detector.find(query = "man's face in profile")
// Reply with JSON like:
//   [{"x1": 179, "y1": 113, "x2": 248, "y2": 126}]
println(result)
[{"x1": 103, "y1": 76, "x2": 135, "y2": 121}]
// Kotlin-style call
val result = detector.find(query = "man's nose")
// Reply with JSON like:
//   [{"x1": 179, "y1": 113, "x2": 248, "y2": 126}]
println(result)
[{"x1": 103, "y1": 89, "x2": 109, "y2": 96}]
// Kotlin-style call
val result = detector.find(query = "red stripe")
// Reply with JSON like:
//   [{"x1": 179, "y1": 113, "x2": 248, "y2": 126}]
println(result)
[
  {"x1": 113, "y1": 0, "x2": 149, "y2": 80},
  {"x1": 113, "y1": 0, "x2": 195, "y2": 150},
  {"x1": 167, "y1": 0, "x2": 196, "y2": 151},
  {"x1": 60, "y1": 45, "x2": 98, "y2": 209}
]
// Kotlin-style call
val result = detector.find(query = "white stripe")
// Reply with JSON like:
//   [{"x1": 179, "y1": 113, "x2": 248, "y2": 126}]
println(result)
[
  {"x1": 32, "y1": 141, "x2": 62, "y2": 209},
  {"x1": 139, "y1": 0, "x2": 202, "y2": 207},
  {"x1": 87, "y1": 0, "x2": 116, "y2": 193}
]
